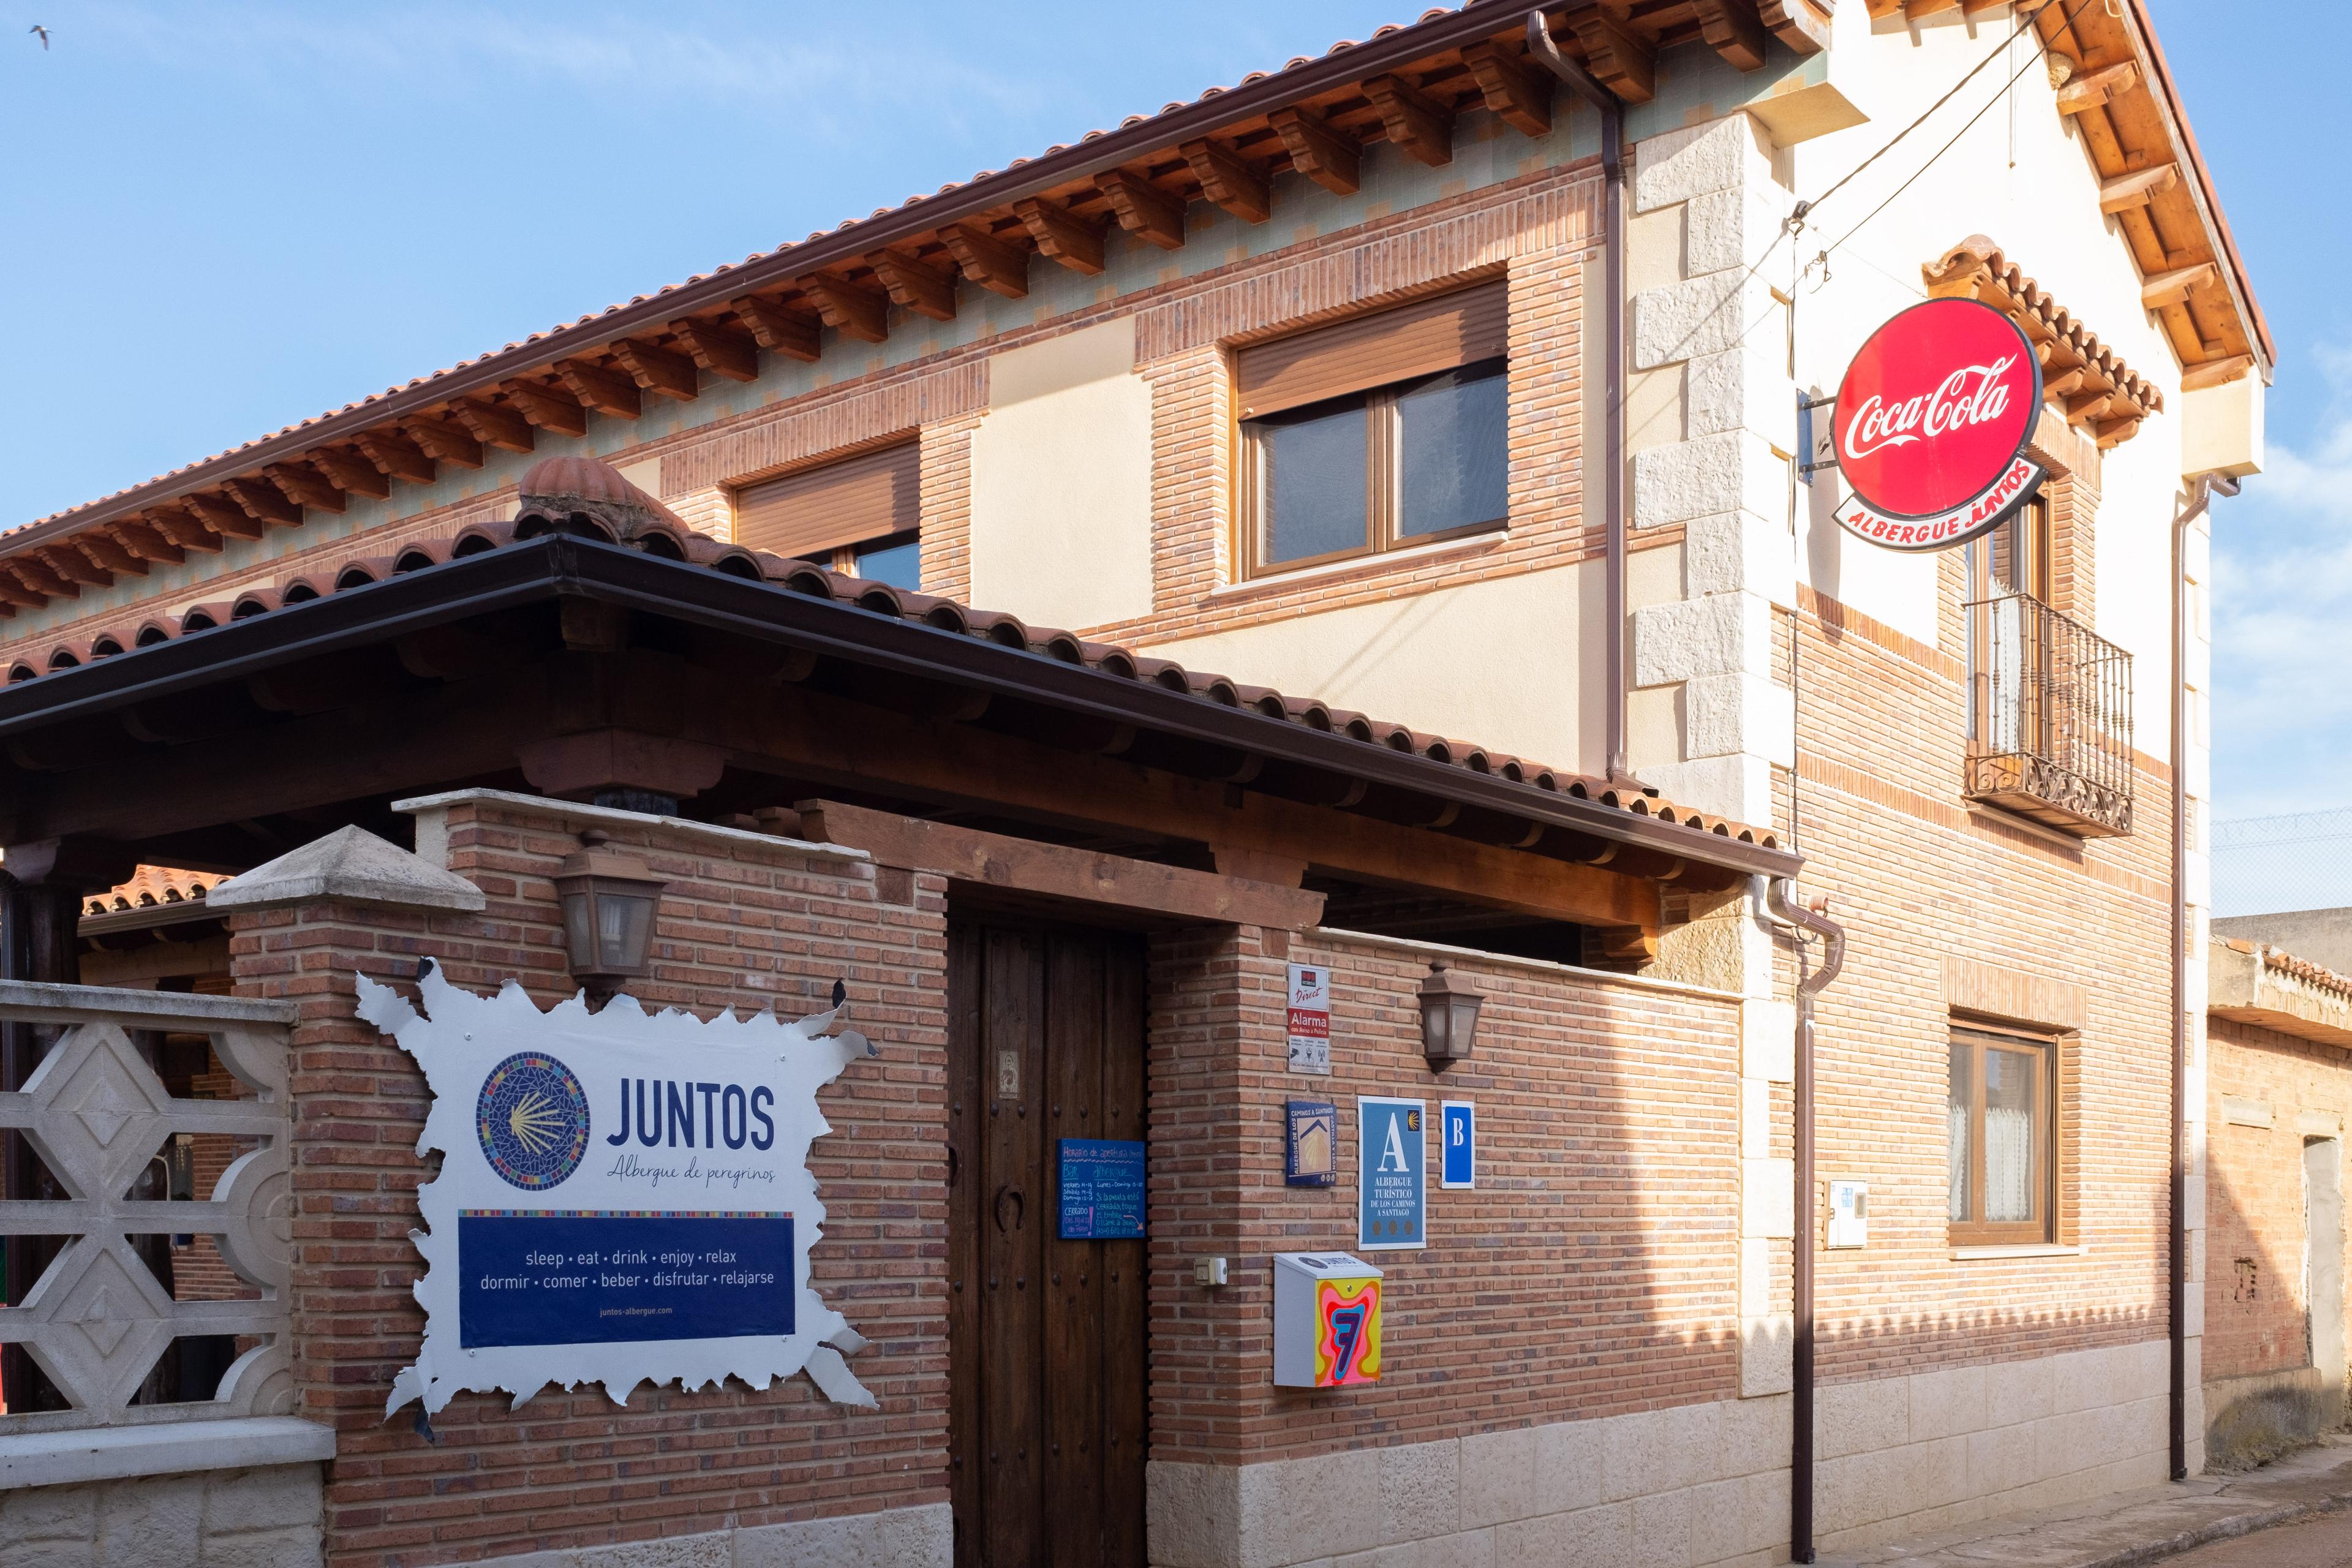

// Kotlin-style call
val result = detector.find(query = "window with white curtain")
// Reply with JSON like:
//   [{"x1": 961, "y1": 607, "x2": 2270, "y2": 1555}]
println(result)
[{"x1": 1948, "y1": 1023, "x2": 2056, "y2": 1245}]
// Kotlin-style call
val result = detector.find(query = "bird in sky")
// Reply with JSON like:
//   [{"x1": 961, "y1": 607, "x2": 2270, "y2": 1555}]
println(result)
[{"x1": 28, "y1": 23, "x2": 49, "y2": 49}]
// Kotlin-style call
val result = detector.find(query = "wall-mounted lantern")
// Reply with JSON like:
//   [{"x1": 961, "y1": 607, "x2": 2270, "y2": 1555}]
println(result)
[
  {"x1": 553, "y1": 829, "x2": 668, "y2": 1006},
  {"x1": 1417, "y1": 959, "x2": 1484, "y2": 1067}
]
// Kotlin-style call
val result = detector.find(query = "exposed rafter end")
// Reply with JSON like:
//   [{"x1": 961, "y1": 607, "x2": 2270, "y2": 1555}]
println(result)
[
  {"x1": 1096, "y1": 169, "x2": 1187, "y2": 251},
  {"x1": 1363, "y1": 74, "x2": 1455, "y2": 167},
  {"x1": 1014, "y1": 198, "x2": 1110, "y2": 276},
  {"x1": 1460, "y1": 43, "x2": 1553, "y2": 138},
  {"x1": 867, "y1": 252, "x2": 958, "y2": 323},
  {"x1": 1181, "y1": 138, "x2": 1272, "y2": 223}
]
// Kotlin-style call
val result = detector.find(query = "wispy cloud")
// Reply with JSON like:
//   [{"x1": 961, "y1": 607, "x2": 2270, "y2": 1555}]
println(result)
[
  {"x1": 66, "y1": 2, "x2": 1030, "y2": 146},
  {"x1": 2212, "y1": 342, "x2": 2352, "y2": 818}
]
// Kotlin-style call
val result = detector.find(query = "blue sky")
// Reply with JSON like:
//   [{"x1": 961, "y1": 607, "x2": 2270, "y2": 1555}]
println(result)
[{"x1": 0, "y1": 2, "x2": 2335, "y2": 820}]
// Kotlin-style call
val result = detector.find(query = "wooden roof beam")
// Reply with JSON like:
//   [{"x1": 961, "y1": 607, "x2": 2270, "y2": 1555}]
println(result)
[
  {"x1": 867, "y1": 251, "x2": 958, "y2": 323},
  {"x1": 107, "y1": 521, "x2": 183, "y2": 567},
  {"x1": 353, "y1": 430, "x2": 437, "y2": 486},
  {"x1": 669, "y1": 318, "x2": 761, "y2": 383},
  {"x1": 222, "y1": 477, "x2": 303, "y2": 527},
  {"x1": 942, "y1": 223, "x2": 1031, "y2": 300},
  {"x1": 504, "y1": 379, "x2": 592, "y2": 437},
  {"x1": 74, "y1": 534, "x2": 145, "y2": 578},
  {"x1": 1758, "y1": 0, "x2": 1831, "y2": 51},
  {"x1": 2180, "y1": 354, "x2": 2256, "y2": 391},
  {"x1": 7, "y1": 558, "x2": 74, "y2": 600},
  {"x1": 609, "y1": 338, "x2": 699, "y2": 402},
  {"x1": 1692, "y1": 0, "x2": 1770, "y2": 72},
  {"x1": 731, "y1": 296, "x2": 823, "y2": 362},
  {"x1": 405, "y1": 417, "x2": 486, "y2": 470},
  {"x1": 448, "y1": 398, "x2": 537, "y2": 454},
  {"x1": 146, "y1": 508, "x2": 221, "y2": 554},
  {"x1": 2099, "y1": 162, "x2": 2178, "y2": 213},
  {"x1": 801, "y1": 275, "x2": 892, "y2": 342},
  {"x1": 1181, "y1": 138, "x2": 1272, "y2": 222},
  {"x1": 34, "y1": 546, "x2": 110, "y2": 588},
  {"x1": 1363, "y1": 75, "x2": 1455, "y2": 167},
  {"x1": 1013, "y1": 198, "x2": 1109, "y2": 276},
  {"x1": 1568, "y1": 13, "x2": 1655, "y2": 103},
  {"x1": 307, "y1": 446, "x2": 393, "y2": 500},
  {"x1": 2055, "y1": 60, "x2": 2137, "y2": 116},
  {"x1": 1268, "y1": 106, "x2": 1362, "y2": 195},
  {"x1": 267, "y1": 462, "x2": 346, "y2": 514},
  {"x1": 1096, "y1": 168, "x2": 1186, "y2": 251},
  {"x1": 182, "y1": 494, "x2": 265, "y2": 541},
  {"x1": 555, "y1": 358, "x2": 644, "y2": 420},
  {"x1": 0, "y1": 574, "x2": 43, "y2": 610},
  {"x1": 1460, "y1": 43, "x2": 1553, "y2": 138},
  {"x1": 2141, "y1": 261, "x2": 2217, "y2": 310}
]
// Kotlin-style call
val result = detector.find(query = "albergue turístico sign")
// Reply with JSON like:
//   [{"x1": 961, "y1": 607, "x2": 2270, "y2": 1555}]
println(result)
[{"x1": 1831, "y1": 297, "x2": 2045, "y2": 552}]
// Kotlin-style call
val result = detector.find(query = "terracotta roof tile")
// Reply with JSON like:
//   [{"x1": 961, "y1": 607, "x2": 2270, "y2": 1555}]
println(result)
[{"x1": 4, "y1": 461, "x2": 1781, "y2": 856}]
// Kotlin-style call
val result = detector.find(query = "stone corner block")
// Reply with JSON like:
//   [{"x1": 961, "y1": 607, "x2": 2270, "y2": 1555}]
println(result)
[
  {"x1": 1145, "y1": 1459, "x2": 1241, "y2": 1568},
  {"x1": 1740, "y1": 1316, "x2": 1795, "y2": 1398},
  {"x1": 1638, "y1": 755, "x2": 1774, "y2": 829},
  {"x1": 1631, "y1": 591, "x2": 1773, "y2": 688},
  {"x1": 1685, "y1": 671, "x2": 1796, "y2": 769},
  {"x1": 1742, "y1": 999, "x2": 1796, "y2": 1084},
  {"x1": 1632, "y1": 115, "x2": 1773, "y2": 213},
  {"x1": 1743, "y1": 1156, "x2": 1795, "y2": 1239},
  {"x1": 1632, "y1": 273, "x2": 1775, "y2": 372},
  {"x1": 1633, "y1": 430, "x2": 1785, "y2": 532}
]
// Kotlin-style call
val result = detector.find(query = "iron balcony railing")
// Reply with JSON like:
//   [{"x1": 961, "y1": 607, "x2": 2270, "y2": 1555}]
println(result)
[{"x1": 1964, "y1": 592, "x2": 2135, "y2": 838}]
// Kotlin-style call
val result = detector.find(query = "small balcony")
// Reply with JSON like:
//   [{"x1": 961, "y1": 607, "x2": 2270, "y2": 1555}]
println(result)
[{"x1": 1964, "y1": 592, "x2": 2135, "y2": 838}]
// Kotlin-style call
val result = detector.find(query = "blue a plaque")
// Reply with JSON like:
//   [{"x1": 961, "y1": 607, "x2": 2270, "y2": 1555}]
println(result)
[
  {"x1": 458, "y1": 1211, "x2": 794, "y2": 1348},
  {"x1": 1357, "y1": 1098, "x2": 1426, "y2": 1251},
  {"x1": 1058, "y1": 1139, "x2": 1146, "y2": 1240}
]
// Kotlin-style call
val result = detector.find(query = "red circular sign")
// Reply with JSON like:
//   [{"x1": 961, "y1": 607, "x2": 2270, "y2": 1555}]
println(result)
[{"x1": 1832, "y1": 298, "x2": 2043, "y2": 550}]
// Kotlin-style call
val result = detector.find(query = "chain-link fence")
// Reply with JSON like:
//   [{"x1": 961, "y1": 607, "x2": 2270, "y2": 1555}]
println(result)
[{"x1": 2212, "y1": 809, "x2": 2352, "y2": 918}]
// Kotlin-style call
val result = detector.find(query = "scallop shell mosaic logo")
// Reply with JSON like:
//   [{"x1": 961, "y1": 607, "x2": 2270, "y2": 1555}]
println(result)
[{"x1": 476, "y1": 1051, "x2": 590, "y2": 1190}]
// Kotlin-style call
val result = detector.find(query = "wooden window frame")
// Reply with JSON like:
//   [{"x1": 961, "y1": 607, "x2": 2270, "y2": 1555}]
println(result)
[
  {"x1": 1236, "y1": 358, "x2": 1509, "y2": 580},
  {"x1": 1948, "y1": 1019, "x2": 2063, "y2": 1246}
]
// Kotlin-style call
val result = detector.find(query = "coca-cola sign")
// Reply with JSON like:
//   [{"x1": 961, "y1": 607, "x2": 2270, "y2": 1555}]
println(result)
[{"x1": 1831, "y1": 298, "x2": 2044, "y2": 551}]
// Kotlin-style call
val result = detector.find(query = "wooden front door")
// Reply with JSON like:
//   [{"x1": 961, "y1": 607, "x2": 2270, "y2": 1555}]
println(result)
[{"x1": 947, "y1": 921, "x2": 1148, "y2": 1568}]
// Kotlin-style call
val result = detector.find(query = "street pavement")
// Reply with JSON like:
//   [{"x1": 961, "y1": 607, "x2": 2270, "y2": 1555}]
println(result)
[{"x1": 1815, "y1": 1436, "x2": 2352, "y2": 1567}]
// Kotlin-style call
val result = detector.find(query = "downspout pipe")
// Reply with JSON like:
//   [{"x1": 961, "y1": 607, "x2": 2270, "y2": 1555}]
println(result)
[
  {"x1": 2171, "y1": 471, "x2": 2236, "y2": 1479},
  {"x1": 1525, "y1": 12, "x2": 1636, "y2": 786},
  {"x1": 1762, "y1": 875, "x2": 1847, "y2": 1565}
]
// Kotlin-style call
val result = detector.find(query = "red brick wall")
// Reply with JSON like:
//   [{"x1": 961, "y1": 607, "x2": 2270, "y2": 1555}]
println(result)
[
  {"x1": 1793, "y1": 590, "x2": 2175, "y2": 1385},
  {"x1": 1145, "y1": 923, "x2": 1743, "y2": 1464},
  {"x1": 229, "y1": 798, "x2": 949, "y2": 1567},
  {"x1": 2203, "y1": 1018, "x2": 2352, "y2": 1384}
]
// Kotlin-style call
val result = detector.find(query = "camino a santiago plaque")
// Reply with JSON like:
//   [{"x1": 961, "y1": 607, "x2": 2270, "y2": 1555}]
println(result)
[{"x1": 357, "y1": 961, "x2": 880, "y2": 1415}]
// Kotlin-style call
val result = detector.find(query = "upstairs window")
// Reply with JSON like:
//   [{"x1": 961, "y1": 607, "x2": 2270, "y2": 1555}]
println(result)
[
  {"x1": 1236, "y1": 282, "x2": 1508, "y2": 577},
  {"x1": 734, "y1": 441, "x2": 921, "y2": 590}
]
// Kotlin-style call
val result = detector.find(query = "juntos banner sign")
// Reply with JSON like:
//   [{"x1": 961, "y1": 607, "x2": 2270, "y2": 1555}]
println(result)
[
  {"x1": 1831, "y1": 297, "x2": 2045, "y2": 552},
  {"x1": 358, "y1": 961, "x2": 878, "y2": 1415}
]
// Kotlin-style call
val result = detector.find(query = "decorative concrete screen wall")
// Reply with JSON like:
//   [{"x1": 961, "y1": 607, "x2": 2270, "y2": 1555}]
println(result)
[{"x1": 0, "y1": 982, "x2": 299, "y2": 1424}]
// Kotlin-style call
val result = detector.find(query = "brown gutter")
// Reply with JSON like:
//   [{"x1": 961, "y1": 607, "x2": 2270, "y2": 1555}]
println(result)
[
  {"x1": 5, "y1": 0, "x2": 1560, "y2": 557},
  {"x1": 1524, "y1": 12, "x2": 1635, "y2": 786},
  {"x1": 2169, "y1": 471, "x2": 2233, "y2": 1478},
  {"x1": 1765, "y1": 876, "x2": 1845, "y2": 1565}
]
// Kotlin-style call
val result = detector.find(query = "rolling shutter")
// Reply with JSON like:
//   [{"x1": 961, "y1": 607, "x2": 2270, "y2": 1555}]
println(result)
[
  {"x1": 734, "y1": 441, "x2": 920, "y2": 560},
  {"x1": 1234, "y1": 281, "x2": 1507, "y2": 418}
]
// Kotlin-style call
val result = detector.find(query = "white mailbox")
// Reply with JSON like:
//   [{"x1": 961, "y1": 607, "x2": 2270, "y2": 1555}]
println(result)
[{"x1": 1273, "y1": 1251, "x2": 1384, "y2": 1387}]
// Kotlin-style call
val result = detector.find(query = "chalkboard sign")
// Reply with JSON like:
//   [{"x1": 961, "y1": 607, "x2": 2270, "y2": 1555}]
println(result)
[{"x1": 1058, "y1": 1139, "x2": 1146, "y2": 1240}]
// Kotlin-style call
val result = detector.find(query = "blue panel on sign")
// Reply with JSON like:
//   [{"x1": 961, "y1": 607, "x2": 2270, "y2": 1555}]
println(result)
[
  {"x1": 1059, "y1": 1139, "x2": 1147, "y2": 1239},
  {"x1": 1441, "y1": 1101, "x2": 1476, "y2": 1189},
  {"x1": 458, "y1": 1211, "x2": 793, "y2": 1348},
  {"x1": 1357, "y1": 1098, "x2": 1426, "y2": 1251}
]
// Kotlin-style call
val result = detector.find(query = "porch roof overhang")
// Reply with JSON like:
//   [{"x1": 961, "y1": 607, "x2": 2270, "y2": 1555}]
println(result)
[{"x1": 0, "y1": 535, "x2": 1798, "y2": 925}]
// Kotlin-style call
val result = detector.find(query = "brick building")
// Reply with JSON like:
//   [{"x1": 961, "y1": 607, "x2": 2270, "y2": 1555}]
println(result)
[{"x1": 0, "y1": 1, "x2": 2271, "y2": 1566}]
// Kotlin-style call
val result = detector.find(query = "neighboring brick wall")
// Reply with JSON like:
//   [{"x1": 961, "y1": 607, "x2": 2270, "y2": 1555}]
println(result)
[
  {"x1": 1145, "y1": 924, "x2": 1743, "y2": 1466},
  {"x1": 228, "y1": 799, "x2": 949, "y2": 1568},
  {"x1": 1793, "y1": 589, "x2": 2176, "y2": 1385},
  {"x1": 2203, "y1": 1017, "x2": 2352, "y2": 1384}
]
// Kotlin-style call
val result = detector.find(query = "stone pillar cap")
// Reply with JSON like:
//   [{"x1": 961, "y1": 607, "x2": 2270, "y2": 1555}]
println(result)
[{"x1": 208, "y1": 824, "x2": 487, "y2": 914}]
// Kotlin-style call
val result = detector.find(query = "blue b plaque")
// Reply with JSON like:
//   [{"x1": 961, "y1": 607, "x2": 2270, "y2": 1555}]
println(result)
[{"x1": 1058, "y1": 1139, "x2": 1146, "y2": 1240}]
